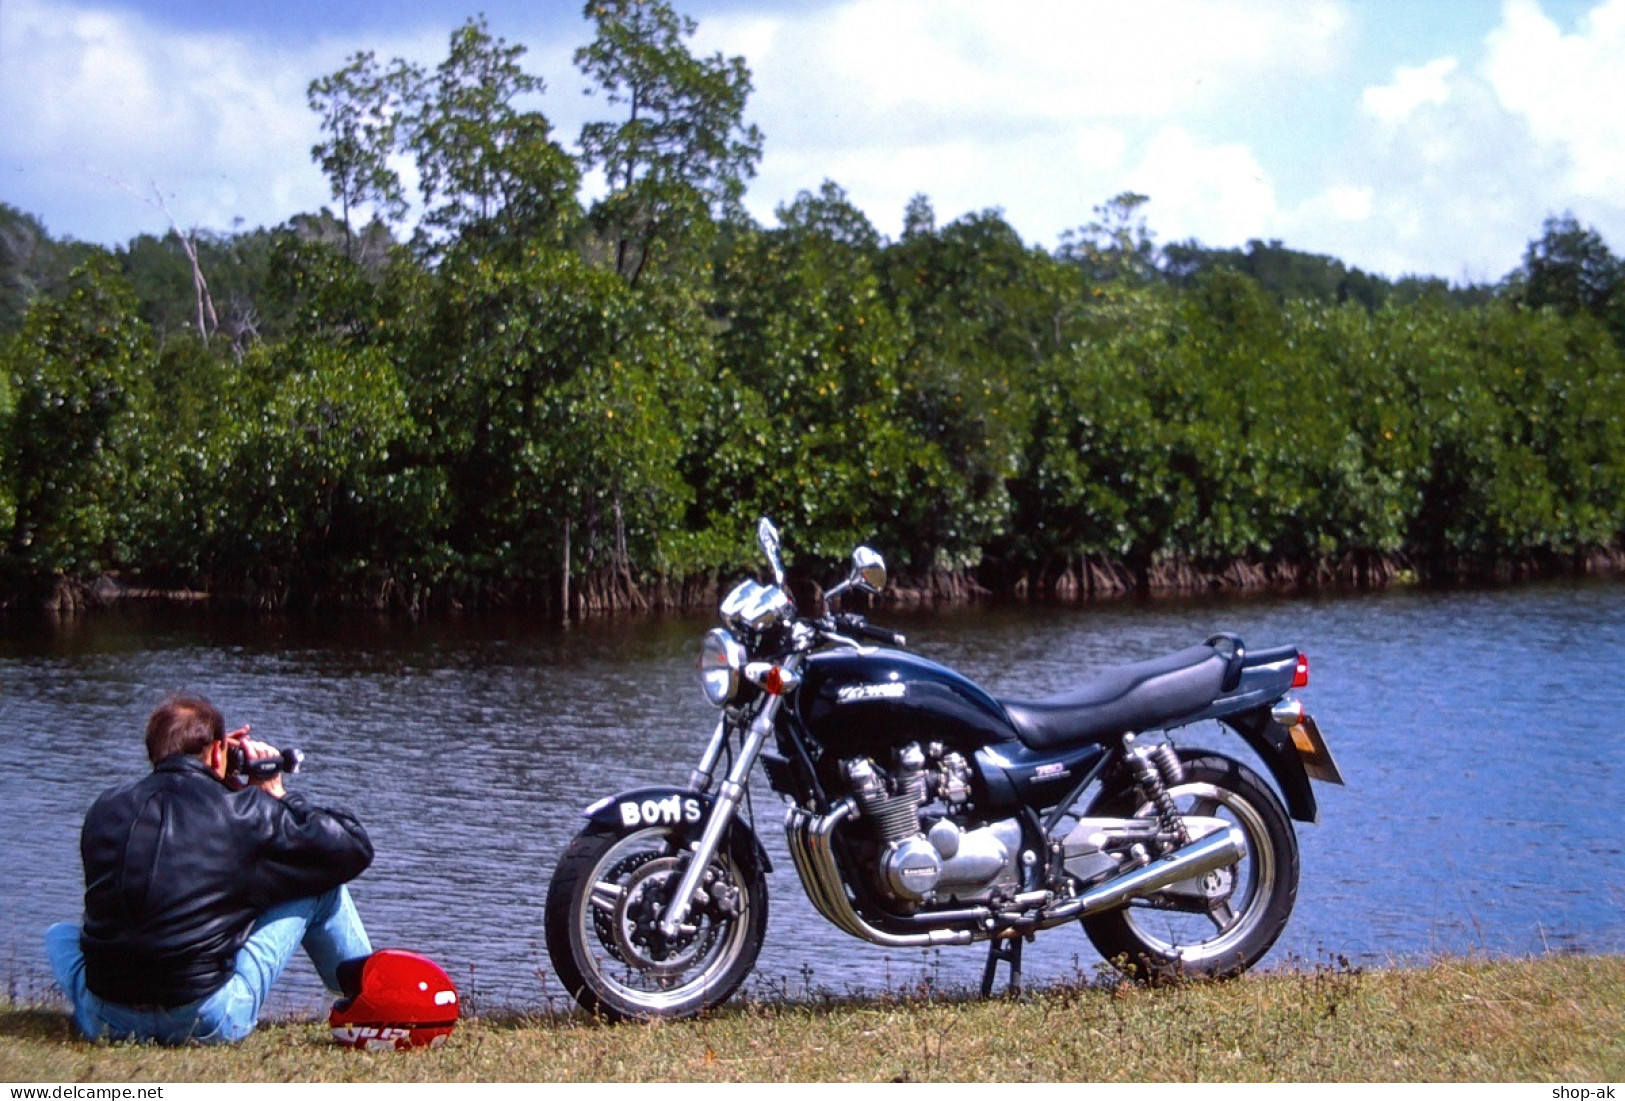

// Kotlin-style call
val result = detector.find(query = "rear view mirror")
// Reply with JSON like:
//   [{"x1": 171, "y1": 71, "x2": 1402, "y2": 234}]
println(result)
[
  {"x1": 851, "y1": 546, "x2": 886, "y2": 593},
  {"x1": 757, "y1": 517, "x2": 785, "y2": 587}
]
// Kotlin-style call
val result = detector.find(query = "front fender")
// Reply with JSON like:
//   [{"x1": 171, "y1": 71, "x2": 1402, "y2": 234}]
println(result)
[{"x1": 581, "y1": 786, "x2": 773, "y2": 875}]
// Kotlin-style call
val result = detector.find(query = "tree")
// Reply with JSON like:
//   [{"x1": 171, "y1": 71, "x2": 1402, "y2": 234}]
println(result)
[
  {"x1": 116, "y1": 234, "x2": 196, "y2": 337},
  {"x1": 1512, "y1": 212, "x2": 1624, "y2": 345},
  {"x1": 1, "y1": 205, "x2": 103, "y2": 336},
  {"x1": 881, "y1": 207, "x2": 1076, "y2": 567},
  {"x1": 1060, "y1": 192, "x2": 1158, "y2": 285},
  {"x1": 902, "y1": 193, "x2": 936, "y2": 240},
  {"x1": 308, "y1": 51, "x2": 413, "y2": 260},
  {"x1": 1163, "y1": 238, "x2": 1394, "y2": 309},
  {"x1": 708, "y1": 200, "x2": 969, "y2": 570},
  {"x1": 198, "y1": 339, "x2": 425, "y2": 605},
  {"x1": 775, "y1": 180, "x2": 883, "y2": 252},
  {"x1": 405, "y1": 246, "x2": 695, "y2": 604},
  {"x1": 405, "y1": 17, "x2": 581, "y2": 256},
  {"x1": 118, "y1": 228, "x2": 275, "y2": 350},
  {"x1": 263, "y1": 226, "x2": 420, "y2": 350},
  {"x1": 1015, "y1": 287, "x2": 1179, "y2": 578},
  {"x1": 575, "y1": 0, "x2": 764, "y2": 285},
  {"x1": 1, "y1": 258, "x2": 155, "y2": 590}
]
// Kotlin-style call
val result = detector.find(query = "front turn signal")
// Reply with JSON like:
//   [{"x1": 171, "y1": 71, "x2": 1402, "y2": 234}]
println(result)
[{"x1": 745, "y1": 662, "x2": 801, "y2": 696}]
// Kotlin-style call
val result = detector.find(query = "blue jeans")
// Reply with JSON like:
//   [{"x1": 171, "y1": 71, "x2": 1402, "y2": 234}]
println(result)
[{"x1": 45, "y1": 885, "x2": 372, "y2": 1044}]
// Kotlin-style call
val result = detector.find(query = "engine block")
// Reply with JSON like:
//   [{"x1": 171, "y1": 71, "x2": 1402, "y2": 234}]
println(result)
[{"x1": 843, "y1": 742, "x2": 1020, "y2": 904}]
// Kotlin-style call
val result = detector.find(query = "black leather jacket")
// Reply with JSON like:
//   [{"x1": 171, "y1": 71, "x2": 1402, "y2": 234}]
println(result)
[{"x1": 79, "y1": 754, "x2": 374, "y2": 1007}]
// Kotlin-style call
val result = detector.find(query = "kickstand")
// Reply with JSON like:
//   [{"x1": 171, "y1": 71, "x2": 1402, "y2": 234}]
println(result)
[{"x1": 979, "y1": 934, "x2": 1025, "y2": 998}]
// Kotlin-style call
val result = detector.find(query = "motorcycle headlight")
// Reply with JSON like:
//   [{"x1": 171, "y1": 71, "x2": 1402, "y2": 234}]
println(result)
[{"x1": 697, "y1": 628, "x2": 747, "y2": 708}]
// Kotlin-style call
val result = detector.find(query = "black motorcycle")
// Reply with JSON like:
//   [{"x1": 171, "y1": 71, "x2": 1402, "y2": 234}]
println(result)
[{"x1": 545, "y1": 519, "x2": 1343, "y2": 1020}]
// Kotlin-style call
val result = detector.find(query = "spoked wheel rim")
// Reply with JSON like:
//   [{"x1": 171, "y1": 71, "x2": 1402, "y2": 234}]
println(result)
[
  {"x1": 575, "y1": 826, "x2": 757, "y2": 1014},
  {"x1": 1121, "y1": 781, "x2": 1277, "y2": 963}
]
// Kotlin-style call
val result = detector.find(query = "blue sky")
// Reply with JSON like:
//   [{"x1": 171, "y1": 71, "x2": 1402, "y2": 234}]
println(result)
[{"x1": 3, "y1": 0, "x2": 1621, "y2": 281}]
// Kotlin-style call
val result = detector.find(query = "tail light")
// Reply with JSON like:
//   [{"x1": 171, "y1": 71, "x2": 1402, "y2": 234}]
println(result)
[{"x1": 1292, "y1": 652, "x2": 1310, "y2": 688}]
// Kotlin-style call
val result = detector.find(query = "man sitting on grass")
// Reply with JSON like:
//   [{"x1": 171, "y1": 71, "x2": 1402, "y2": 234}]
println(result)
[{"x1": 46, "y1": 694, "x2": 375, "y2": 1043}]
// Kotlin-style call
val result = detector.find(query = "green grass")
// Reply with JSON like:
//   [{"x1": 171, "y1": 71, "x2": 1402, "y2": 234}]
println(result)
[{"x1": 3, "y1": 955, "x2": 1622, "y2": 1082}]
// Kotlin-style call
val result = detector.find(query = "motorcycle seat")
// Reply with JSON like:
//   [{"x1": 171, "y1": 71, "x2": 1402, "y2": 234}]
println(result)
[{"x1": 999, "y1": 644, "x2": 1228, "y2": 750}]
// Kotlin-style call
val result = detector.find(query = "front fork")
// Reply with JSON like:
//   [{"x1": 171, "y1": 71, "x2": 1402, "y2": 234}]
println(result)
[
  {"x1": 657, "y1": 693, "x2": 784, "y2": 938},
  {"x1": 687, "y1": 715, "x2": 728, "y2": 794}
]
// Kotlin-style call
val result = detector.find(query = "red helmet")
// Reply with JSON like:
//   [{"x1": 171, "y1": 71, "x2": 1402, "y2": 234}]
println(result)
[{"x1": 329, "y1": 949, "x2": 459, "y2": 1051}]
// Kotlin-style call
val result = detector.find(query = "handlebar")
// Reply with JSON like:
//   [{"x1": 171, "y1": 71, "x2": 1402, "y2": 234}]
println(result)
[{"x1": 832, "y1": 613, "x2": 906, "y2": 648}]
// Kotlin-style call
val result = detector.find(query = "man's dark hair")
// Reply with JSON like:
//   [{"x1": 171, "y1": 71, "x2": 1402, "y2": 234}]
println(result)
[{"x1": 146, "y1": 695, "x2": 225, "y2": 764}]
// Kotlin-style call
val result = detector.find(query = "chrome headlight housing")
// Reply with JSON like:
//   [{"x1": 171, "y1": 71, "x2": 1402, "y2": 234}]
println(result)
[{"x1": 697, "y1": 627, "x2": 747, "y2": 708}]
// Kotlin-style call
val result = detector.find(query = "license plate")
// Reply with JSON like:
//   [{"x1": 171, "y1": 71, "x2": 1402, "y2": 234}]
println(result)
[{"x1": 1288, "y1": 714, "x2": 1345, "y2": 786}]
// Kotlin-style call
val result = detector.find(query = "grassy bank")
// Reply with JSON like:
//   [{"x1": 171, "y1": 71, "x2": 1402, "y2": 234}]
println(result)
[{"x1": 4, "y1": 955, "x2": 1623, "y2": 1082}]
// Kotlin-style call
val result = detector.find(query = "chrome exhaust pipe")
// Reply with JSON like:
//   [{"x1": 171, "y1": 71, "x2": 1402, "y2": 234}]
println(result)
[
  {"x1": 785, "y1": 801, "x2": 977, "y2": 949},
  {"x1": 785, "y1": 805, "x2": 1246, "y2": 944},
  {"x1": 784, "y1": 803, "x2": 855, "y2": 936},
  {"x1": 1068, "y1": 826, "x2": 1248, "y2": 918}
]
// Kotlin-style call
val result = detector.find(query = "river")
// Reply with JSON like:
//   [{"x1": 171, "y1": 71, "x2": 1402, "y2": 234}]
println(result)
[{"x1": 3, "y1": 580, "x2": 1621, "y2": 1015}]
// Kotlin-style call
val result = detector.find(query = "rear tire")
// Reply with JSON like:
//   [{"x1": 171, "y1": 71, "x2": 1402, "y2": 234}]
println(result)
[
  {"x1": 1081, "y1": 752, "x2": 1298, "y2": 983},
  {"x1": 544, "y1": 822, "x2": 767, "y2": 1021}
]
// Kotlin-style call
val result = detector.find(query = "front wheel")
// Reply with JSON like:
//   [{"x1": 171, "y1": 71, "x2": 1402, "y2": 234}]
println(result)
[
  {"x1": 544, "y1": 822, "x2": 768, "y2": 1021},
  {"x1": 1081, "y1": 752, "x2": 1298, "y2": 983}
]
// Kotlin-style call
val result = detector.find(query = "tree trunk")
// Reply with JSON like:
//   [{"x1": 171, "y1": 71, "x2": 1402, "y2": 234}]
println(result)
[{"x1": 560, "y1": 517, "x2": 572, "y2": 628}]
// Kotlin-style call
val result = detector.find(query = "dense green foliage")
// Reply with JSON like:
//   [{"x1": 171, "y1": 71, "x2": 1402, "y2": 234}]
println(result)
[{"x1": 4, "y1": 3, "x2": 1624, "y2": 611}]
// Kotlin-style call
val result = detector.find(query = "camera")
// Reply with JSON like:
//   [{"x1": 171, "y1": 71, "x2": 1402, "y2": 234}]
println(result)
[{"x1": 227, "y1": 745, "x2": 304, "y2": 781}]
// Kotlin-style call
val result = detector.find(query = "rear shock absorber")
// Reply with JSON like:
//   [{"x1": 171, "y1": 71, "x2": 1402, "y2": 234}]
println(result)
[{"x1": 1123, "y1": 734, "x2": 1189, "y2": 849}]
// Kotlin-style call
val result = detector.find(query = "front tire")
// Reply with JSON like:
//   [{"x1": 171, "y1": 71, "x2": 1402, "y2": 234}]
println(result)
[
  {"x1": 1081, "y1": 752, "x2": 1298, "y2": 983},
  {"x1": 544, "y1": 822, "x2": 768, "y2": 1021}
]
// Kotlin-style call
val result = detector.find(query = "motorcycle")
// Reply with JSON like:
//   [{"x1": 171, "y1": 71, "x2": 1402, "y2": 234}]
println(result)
[{"x1": 544, "y1": 518, "x2": 1343, "y2": 1020}]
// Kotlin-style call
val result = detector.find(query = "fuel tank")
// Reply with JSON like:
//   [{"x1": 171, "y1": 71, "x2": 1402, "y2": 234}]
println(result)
[
  {"x1": 793, "y1": 647, "x2": 1019, "y2": 757},
  {"x1": 794, "y1": 648, "x2": 1110, "y2": 815}
]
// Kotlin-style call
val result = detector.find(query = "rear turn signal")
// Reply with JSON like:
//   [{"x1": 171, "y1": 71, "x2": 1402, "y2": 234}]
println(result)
[{"x1": 1292, "y1": 652, "x2": 1310, "y2": 688}]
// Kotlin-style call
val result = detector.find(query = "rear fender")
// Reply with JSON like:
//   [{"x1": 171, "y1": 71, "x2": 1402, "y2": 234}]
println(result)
[
  {"x1": 1173, "y1": 644, "x2": 1317, "y2": 823},
  {"x1": 1220, "y1": 710, "x2": 1319, "y2": 825},
  {"x1": 582, "y1": 787, "x2": 773, "y2": 875}
]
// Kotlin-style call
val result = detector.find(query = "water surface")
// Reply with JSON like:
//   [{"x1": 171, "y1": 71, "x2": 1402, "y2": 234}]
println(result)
[{"x1": 3, "y1": 581, "x2": 1621, "y2": 1013}]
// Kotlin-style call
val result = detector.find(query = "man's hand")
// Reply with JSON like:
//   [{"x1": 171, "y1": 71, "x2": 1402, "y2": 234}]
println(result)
[{"x1": 230, "y1": 728, "x2": 286, "y2": 799}]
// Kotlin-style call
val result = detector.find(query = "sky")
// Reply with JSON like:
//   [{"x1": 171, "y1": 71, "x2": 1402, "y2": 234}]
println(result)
[{"x1": 3, "y1": 0, "x2": 1623, "y2": 282}]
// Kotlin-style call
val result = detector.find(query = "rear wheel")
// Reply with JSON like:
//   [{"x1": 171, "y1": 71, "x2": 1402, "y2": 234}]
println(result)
[
  {"x1": 544, "y1": 823, "x2": 767, "y2": 1021},
  {"x1": 1081, "y1": 752, "x2": 1298, "y2": 982}
]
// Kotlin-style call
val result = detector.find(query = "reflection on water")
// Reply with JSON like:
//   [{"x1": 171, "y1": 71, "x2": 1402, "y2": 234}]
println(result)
[{"x1": 3, "y1": 581, "x2": 1622, "y2": 1013}]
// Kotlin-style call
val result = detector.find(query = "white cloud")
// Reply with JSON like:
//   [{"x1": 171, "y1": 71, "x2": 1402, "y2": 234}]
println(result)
[
  {"x1": 1483, "y1": 0, "x2": 1625, "y2": 198},
  {"x1": 1283, "y1": 58, "x2": 1561, "y2": 280},
  {"x1": 800, "y1": 0, "x2": 1348, "y2": 123},
  {"x1": 1276, "y1": 184, "x2": 1375, "y2": 249},
  {"x1": 1322, "y1": 184, "x2": 1375, "y2": 223},
  {"x1": 700, "y1": 0, "x2": 1348, "y2": 245},
  {"x1": 1362, "y1": 57, "x2": 1459, "y2": 125},
  {"x1": 0, "y1": 0, "x2": 1356, "y2": 253},
  {"x1": 698, "y1": 0, "x2": 1625, "y2": 277},
  {"x1": 0, "y1": 0, "x2": 451, "y2": 241},
  {"x1": 1262, "y1": 0, "x2": 1625, "y2": 280},
  {"x1": 3, "y1": 1, "x2": 294, "y2": 236},
  {"x1": 7, "y1": 0, "x2": 1624, "y2": 285},
  {"x1": 1124, "y1": 127, "x2": 1276, "y2": 247}
]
